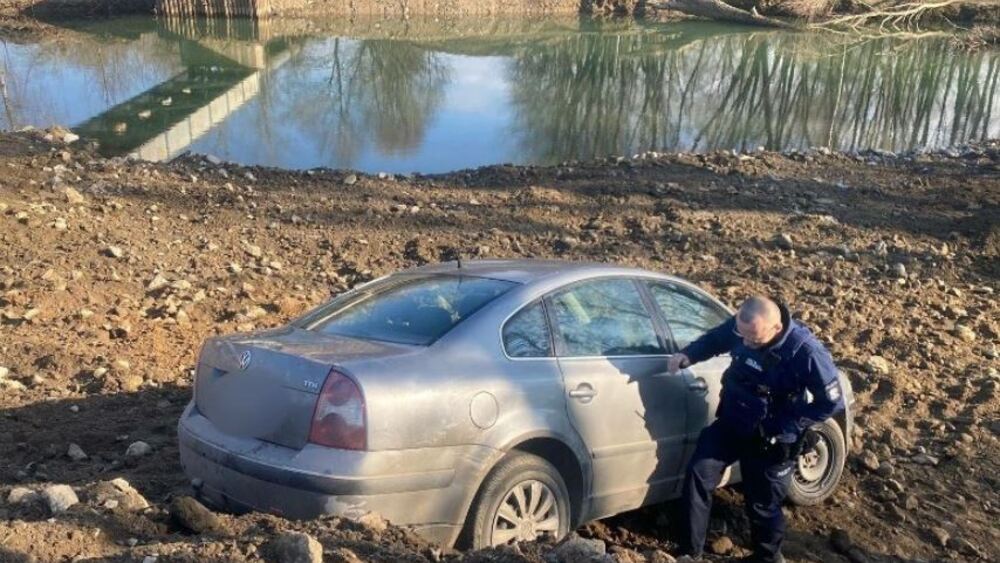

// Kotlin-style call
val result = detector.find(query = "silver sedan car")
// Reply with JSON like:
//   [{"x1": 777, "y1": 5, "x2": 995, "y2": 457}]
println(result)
[{"x1": 178, "y1": 260, "x2": 853, "y2": 548}]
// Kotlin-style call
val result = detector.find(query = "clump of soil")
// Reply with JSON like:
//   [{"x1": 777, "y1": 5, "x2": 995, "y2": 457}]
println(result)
[{"x1": 0, "y1": 129, "x2": 997, "y2": 562}]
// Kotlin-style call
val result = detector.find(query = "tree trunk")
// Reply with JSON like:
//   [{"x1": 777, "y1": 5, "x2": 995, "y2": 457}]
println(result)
[{"x1": 652, "y1": 0, "x2": 799, "y2": 28}]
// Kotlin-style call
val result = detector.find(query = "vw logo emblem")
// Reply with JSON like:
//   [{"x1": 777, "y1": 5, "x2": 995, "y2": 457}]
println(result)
[{"x1": 239, "y1": 350, "x2": 252, "y2": 371}]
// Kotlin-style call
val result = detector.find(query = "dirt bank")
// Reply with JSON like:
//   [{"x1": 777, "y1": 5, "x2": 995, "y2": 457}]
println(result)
[
  {"x1": 0, "y1": 129, "x2": 997, "y2": 562},
  {"x1": 0, "y1": 0, "x2": 583, "y2": 35},
  {"x1": 2, "y1": 0, "x2": 999, "y2": 39}
]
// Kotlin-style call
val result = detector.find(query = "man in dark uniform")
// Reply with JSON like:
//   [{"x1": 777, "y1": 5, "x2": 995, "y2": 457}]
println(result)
[{"x1": 666, "y1": 296, "x2": 845, "y2": 563}]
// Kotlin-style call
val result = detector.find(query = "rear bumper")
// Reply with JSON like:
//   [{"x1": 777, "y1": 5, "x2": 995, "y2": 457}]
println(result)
[{"x1": 177, "y1": 402, "x2": 496, "y2": 546}]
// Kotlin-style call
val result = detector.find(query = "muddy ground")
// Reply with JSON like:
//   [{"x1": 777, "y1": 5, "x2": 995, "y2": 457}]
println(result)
[{"x1": 0, "y1": 129, "x2": 997, "y2": 562}]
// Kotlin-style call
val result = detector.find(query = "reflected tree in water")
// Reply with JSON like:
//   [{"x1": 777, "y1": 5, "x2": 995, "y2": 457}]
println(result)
[
  {"x1": 270, "y1": 38, "x2": 450, "y2": 166},
  {"x1": 0, "y1": 31, "x2": 180, "y2": 129},
  {"x1": 506, "y1": 26, "x2": 1000, "y2": 160}
]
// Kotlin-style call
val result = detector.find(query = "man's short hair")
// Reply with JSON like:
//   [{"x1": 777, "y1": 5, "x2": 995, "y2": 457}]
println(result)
[{"x1": 739, "y1": 296, "x2": 778, "y2": 324}]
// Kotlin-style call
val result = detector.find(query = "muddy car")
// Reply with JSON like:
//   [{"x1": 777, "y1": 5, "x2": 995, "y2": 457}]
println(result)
[{"x1": 178, "y1": 259, "x2": 853, "y2": 548}]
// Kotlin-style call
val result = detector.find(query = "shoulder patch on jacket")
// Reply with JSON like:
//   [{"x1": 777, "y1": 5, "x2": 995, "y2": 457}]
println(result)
[{"x1": 825, "y1": 380, "x2": 842, "y2": 401}]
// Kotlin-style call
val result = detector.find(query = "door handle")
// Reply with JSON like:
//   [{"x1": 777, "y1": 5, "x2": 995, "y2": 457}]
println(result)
[
  {"x1": 687, "y1": 378, "x2": 709, "y2": 393},
  {"x1": 568, "y1": 384, "x2": 597, "y2": 402}
]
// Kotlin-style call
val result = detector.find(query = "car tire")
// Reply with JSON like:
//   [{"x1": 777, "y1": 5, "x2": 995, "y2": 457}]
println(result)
[
  {"x1": 464, "y1": 452, "x2": 572, "y2": 549},
  {"x1": 787, "y1": 418, "x2": 846, "y2": 506}
]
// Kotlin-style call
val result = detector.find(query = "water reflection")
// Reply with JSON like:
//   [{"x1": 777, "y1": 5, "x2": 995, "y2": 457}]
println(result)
[
  {"x1": 507, "y1": 25, "x2": 1000, "y2": 156},
  {"x1": 0, "y1": 17, "x2": 997, "y2": 172},
  {"x1": 73, "y1": 18, "x2": 293, "y2": 161},
  {"x1": 0, "y1": 22, "x2": 180, "y2": 130},
  {"x1": 277, "y1": 39, "x2": 449, "y2": 161}
]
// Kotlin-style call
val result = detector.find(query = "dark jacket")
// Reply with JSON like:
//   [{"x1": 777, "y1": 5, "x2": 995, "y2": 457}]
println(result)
[{"x1": 681, "y1": 304, "x2": 845, "y2": 443}]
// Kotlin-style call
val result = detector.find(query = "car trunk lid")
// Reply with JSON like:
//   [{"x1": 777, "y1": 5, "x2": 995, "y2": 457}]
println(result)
[{"x1": 194, "y1": 327, "x2": 415, "y2": 449}]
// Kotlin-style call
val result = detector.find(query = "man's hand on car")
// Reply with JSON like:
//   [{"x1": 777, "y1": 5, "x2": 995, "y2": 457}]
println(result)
[{"x1": 667, "y1": 353, "x2": 691, "y2": 375}]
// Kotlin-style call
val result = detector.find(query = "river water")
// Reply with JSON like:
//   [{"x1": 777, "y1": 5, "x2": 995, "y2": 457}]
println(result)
[{"x1": 1, "y1": 16, "x2": 997, "y2": 173}]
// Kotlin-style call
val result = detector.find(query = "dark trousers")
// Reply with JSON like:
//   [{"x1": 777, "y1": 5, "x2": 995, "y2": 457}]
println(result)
[{"x1": 683, "y1": 420, "x2": 794, "y2": 562}]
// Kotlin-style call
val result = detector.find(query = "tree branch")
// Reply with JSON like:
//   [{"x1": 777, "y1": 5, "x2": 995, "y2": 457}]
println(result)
[{"x1": 810, "y1": 0, "x2": 961, "y2": 31}]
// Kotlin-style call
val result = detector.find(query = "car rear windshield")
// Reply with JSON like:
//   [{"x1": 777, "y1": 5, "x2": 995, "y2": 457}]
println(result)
[{"x1": 304, "y1": 275, "x2": 517, "y2": 345}]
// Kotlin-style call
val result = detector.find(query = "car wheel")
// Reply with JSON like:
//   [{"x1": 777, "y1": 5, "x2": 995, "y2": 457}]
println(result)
[
  {"x1": 787, "y1": 418, "x2": 846, "y2": 506},
  {"x1": 465, "y1": 452, "x2": 572, "y2": 549}
]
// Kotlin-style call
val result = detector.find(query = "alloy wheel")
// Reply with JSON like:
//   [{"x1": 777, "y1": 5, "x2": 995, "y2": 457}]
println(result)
[{"x1": 490, "y1": 479, "x2": 560, "y2": 546}]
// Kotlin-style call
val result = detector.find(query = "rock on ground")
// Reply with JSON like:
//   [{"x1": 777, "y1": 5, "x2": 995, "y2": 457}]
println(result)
[
  {"x1": 858, "y1": 450, "x2": 880, "y2": 472},
  {"x1": 169, "y1": 496, "x2": 224, "y2": 535},
  {"x1": 648, "y1": 551, "x2": 677, "y2": 563},
  {"x1": 710, "y1": 535, "x2": 735, "y2": 555},
  {"x1": 865, "y1": 356, "x2": 891, "y2": 375},
  {"x1": 62, "y1": 187, "x2": 84, "y2": 205},
  {"x1": 146, "y1": 275, "x2": 170, "y2": 292},
  {"x1": 91, "y1": 478, "x2": 150, "y2": 511},
  {"x1": 7, "y1": 486, "x2": 38, "y2": 505},
  {"x1": 946, "y1": 536, "x2": 981, "y2": 557},
  {"x1": 125, "y1": 440, "x2": 152, "y2": 458},
  {"x1": 42, "y1": 484, "x2": 79, "y2": 514},
  {"x1": 953, "y1": 325, "x2": 976, "y2": 343},
  {"x1": 267, "y1": 531, "x2": 323, "y2": 563},
  {"x1": 927, "y1": 526, "x2": 950, "y2": 547},
  {"x1": 354, "y1": 511, "x2": 389, "y2": 533},
  {"x1": 328, "y1": 547, "x2": 365, "y2": 563},
  {"x1": 546, "y1": 534, "x2": 615, "y2": 563},
  {"x1": 774, "y1": 232, "x2": 794, "y2": 249},
  {"x1": 66, "y1": 443, "x2": 87, "y2": 461}
]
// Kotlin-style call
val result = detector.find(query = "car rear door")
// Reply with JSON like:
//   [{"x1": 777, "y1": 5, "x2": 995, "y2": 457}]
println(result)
[
  {"x1": 643, "y1": 280, "x2": 732, "y2": 464},
  {"x1": 547, "y1": 277, "x2": 691, "y2": 519}
]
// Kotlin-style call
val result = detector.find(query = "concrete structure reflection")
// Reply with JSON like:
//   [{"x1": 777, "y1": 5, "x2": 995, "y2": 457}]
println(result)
[{"x1": 75, "y1": 17, "x2": 292, "y2": 161}]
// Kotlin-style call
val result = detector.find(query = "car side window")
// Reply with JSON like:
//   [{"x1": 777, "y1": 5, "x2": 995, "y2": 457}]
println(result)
[
  {"x1": 548, "y1": 278, "x2": 664, "y2": 357},
  {"x1": 502, "y1": 302, "x2": 553, "y2": 358},
  {"x1": 648, "y1": 282, "x2": 729, "y2": 349}
]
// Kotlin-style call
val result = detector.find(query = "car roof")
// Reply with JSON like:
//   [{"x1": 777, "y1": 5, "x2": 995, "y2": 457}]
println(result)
[{"x1": 398, "y1": 258, "x2": 673, "y2": 285}]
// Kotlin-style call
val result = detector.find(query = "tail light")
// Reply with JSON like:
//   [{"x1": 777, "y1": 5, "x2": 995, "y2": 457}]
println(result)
[{"x1": 308, "y1": 369, "x2": 366, "y2": 450}]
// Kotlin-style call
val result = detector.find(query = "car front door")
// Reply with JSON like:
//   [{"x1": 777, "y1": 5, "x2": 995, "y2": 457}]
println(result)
[
  {"x1": 644, "y1": 281, "x2": 732, "y2": 466},
  {"x1": 546, "y1": 277, "x2": 691, "y2": 519}
]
